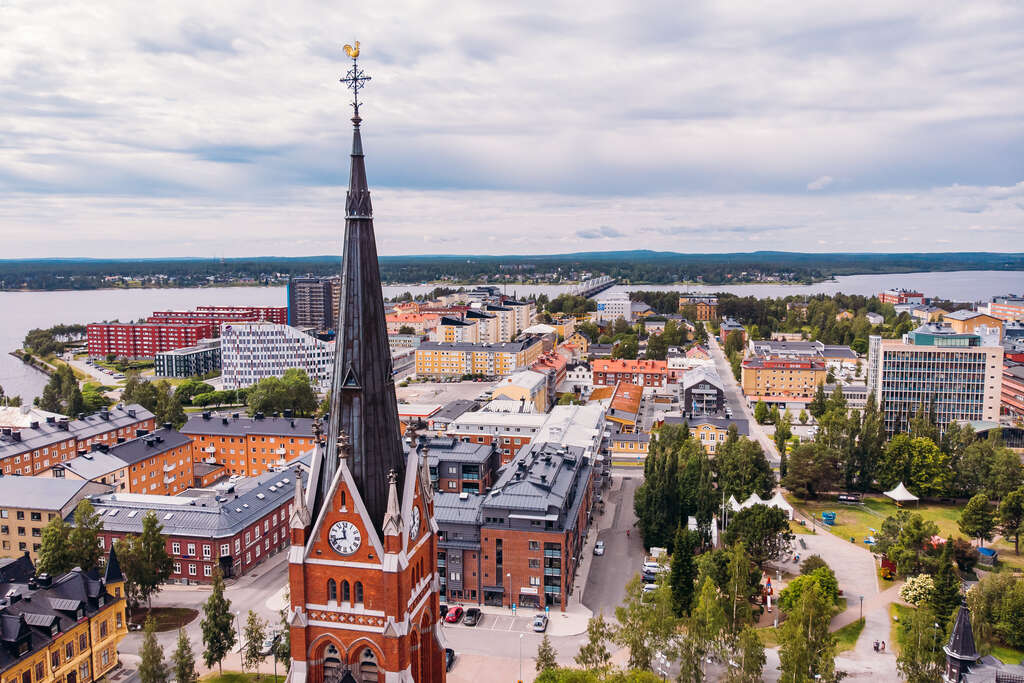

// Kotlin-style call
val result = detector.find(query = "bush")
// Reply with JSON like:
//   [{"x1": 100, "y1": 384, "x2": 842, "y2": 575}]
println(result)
[
  {"x1": 899, "y1": 574, "x2": 935, "y2": 606},
  {"x1": 800, "y1": 555, "x2": 829, "y2": 575},
  {"x1": 779, "y1": 567, "x2": 839, "y2": 612},
  {"x1": 952, "y1": 538, "x2": 979, "y2": 573}
]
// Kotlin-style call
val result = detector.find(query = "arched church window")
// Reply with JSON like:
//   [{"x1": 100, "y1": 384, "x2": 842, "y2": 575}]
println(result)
[
  {"x1": 354, "y1": 581, "x2": 364, "y2": 605},
  {"x1": 341, "y1": 580, "x2": 350, "y2": 602},
  {"x1": 327, "y1": 579, "x2": 337, "y2": 602}
]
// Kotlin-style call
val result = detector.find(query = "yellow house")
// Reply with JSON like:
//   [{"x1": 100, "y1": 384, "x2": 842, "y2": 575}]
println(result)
[
  {"x1": 0, "y1": 547, "x2": 128, "y2": 683},
  {"x1": 609, "y1": 432, "x2": 650, "y2": 467},
  {"x1": 492, "y1": 370, "x2": 549, "y2": 412},
  {"x1": 565, "y1": 332, "x2": 590, "y2": 355},
  {"x1": 549, "y1": 316, "x2": 576, "y2": 339},
  {"x1": 414, "y1": 338, "x2": 543, "y2": 378},
  {"x1": 0, "y1": 478, "x2": 111, "y2": 562}
]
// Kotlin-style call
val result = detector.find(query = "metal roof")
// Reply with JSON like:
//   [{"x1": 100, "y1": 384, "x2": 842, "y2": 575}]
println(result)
[
  {"x1": 106, "y1": 427, "x2": 191, "y2": 465},
  {"x1": 181, "y1": 414, "x2": 317, "y2": 438},
  {"x1": 434, "y1": 492, "x2": 484, "y2": 525},
  {"x1": 0, "y1": 477, "x2": 107, "y2": 511}
]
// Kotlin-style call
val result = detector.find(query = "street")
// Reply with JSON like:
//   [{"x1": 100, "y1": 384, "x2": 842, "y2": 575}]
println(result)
[
  {"x1": 706, "y1": 333, "x2": 780, "y2": 464},
  {"x1": 582, "y1": 476, "x2": 644, "y2": 617}
]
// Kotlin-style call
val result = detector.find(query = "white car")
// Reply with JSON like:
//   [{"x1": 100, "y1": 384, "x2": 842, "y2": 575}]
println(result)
[
  {"x1": 593, "y1": 541, "x2": 605, "y2": 556},
  {"x1": 642, "y1": 561, "x2": 666, "y2": 573}
]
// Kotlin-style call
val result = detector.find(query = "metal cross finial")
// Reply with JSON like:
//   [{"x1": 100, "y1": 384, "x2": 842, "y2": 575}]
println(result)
[
  {"x1": 339, "y1": 42, "x2": 371, "y2": 119},
  {"x1": 336, "y1": 429, "x2": 351, "y2": 458}
]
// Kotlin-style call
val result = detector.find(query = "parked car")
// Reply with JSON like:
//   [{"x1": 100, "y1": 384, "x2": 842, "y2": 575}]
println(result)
[
  {"x1": 593, "y1": 541, "x2": 605, "y2": 556},
  {"x1": 532, "y1": 614, "x2": 549, "y2": 632},
  {"x1": 642, "y1": 561, "x2": 666, "y2": 573},
  {"x1": 642, "y1": 583, "x2": 658, "y2": 594},
  {"x1": 642, "y1": 571, "x2": 657, "y2": 584},
  {"x1": 259, "y1": 632, "x2": 279, "y2": 656},
  {"x1": 445, "y1": 606, "x2": 464, "y2": 623},
  {"x1": 445, "y1": 648, "x2": 456, "y2": 672},
  {"x1": 462, "y1": 607, "x2": 482, "y2": 626}
]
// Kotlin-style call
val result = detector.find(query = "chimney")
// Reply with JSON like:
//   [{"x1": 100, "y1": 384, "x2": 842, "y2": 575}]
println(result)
[
  {"x1": 12, "y1": 431, "x2": 21, "y2": 442},
  {"x1": 58, "y1": 419, "x2": 69, "y2": 431},
  {"x1": 1, "y1": 427, "x2": 10, "y2": 436},
  {"x1": 46, "y1": 416, "x2": 55, "y2": 425},
  {"x1": 29, "y1": 421, "x2": 39, "y2": 430},
  {"x1": 36, "y1": 573, "x2": 52, "y2": 588}
]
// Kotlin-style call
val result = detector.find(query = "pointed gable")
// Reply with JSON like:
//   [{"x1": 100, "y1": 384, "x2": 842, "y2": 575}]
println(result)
[{"x1": 103, "y1": 545, "x2": 123, "y2": 585}]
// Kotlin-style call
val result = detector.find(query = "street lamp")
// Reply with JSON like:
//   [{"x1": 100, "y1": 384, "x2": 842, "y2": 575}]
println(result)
[
  {"x1": 507, "y1": 572, "x2": 513, "y2": 611},
  {"x1": 859, "y1": 595, "x2": 864, "y2": 621},
  {"x1": 234, "y1": 611, "x2": 243, "y2": 654},
  {"x1": 519, "y1": 633, "x2": 524, "y2": 683}
]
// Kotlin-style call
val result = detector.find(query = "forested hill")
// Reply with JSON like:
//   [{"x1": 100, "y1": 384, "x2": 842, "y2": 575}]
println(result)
[{"x1": 1, "y1": 251, "x2": 1022, "y2": 290}]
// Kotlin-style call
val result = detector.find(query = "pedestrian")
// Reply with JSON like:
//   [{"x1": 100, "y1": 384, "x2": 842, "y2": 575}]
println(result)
[
  {"x1": 873, "y1": 641, "x2": 879, "y2": 652},
  {"x1": 881, "y1": 641, "x2": 885, "y2": 653}
]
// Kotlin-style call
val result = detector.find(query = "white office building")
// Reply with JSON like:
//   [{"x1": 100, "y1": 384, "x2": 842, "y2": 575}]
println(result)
[{"x1": 220, "y1": 322, "x2": 334, "y2": 391}]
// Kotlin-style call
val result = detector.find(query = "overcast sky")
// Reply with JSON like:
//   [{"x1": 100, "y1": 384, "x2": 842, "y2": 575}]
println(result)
[{"x1": 2, "y1": 1, "x2": 1023, "y2": 258}]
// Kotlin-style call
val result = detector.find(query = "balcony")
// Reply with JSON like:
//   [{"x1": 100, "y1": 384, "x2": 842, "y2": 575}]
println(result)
[
  {"x1": 543, "y1": 550, "x2": 561, "y2": 559},
  {"x1": 163, "y1": 463, "x2": 175, "y2": 473}
]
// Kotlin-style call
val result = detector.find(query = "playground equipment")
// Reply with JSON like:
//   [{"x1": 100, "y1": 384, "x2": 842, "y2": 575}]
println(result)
[{"x1": 821, "y1": 511, "x2": 836, "y2": 526}]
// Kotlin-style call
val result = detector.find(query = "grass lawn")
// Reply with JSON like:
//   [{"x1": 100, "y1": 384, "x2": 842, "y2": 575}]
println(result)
[
  {"x1": 129, "y1": 607, "x2": 198, "y2": 632},
  {"x1": 789, "y1": 494, "x2": 963, "y2": 546},
  {"x1": 789, "y1": 520, "x2": 812, "y2": 535},
  {"x1": 202, "y1": 675, "x2": 285, "y2": 683},
  {"x1": 991, "y1": 644, "x2": 1024, "y2": 666},
  {"x1": 889, "y1": 603, "x2": 915, "y2": 655},
  {"x1": 834, "y1": 618, "x2": 865, "y2": 653}
]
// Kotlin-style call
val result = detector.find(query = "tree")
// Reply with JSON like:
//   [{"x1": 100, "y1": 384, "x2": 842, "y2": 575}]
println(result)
[
  {"x1": 201, "y1": 568, "x2": 236, "y2": 674},
  {"x1": 575, "y1": 613, "x2": 614, "y2": 672},
  {"x1": 690, "y1": 576, "x2": 728, "y2": 666},
  {"x1": 799, "y1": 555, "x2": 828, "y2": 575},
  {"x1": 724, "y1": 541, "x2": 755, "y2": 634},
  {"x1": 778, "y1": 566, "x2": 839, "y2": 613},
  {"x1": 777, "y1": 584, "x2": 840, "y2": 683},
  {"x1": 896, "y1": 605, "x2": 945, "y2": 683},
  {"x1": 753, "y1": 400, "x2": 768, "y2": 424},
  {"x1": 899, "y1": 574, "x2": 936, "y2": 606},
  {"x1": 36, "y1": 516, "x2": 73, "y2": 576},
  {"x1": 875, "y1": 511, "x2": 940, "y2": 576},
  {"x1": 951, "y1": 537, "x2": 979, "y2": 572},
  {"x1": 928, "y1": 540, "x2": 962, "y2": 628},
  {"x1": 773, "y1": 413, "x2": 792, "y2": 462},
  {"x1": 959, "y1": 494, "x2": 995, "y2": 547},
  {"x1": 242, "y1": 610, "x2": 267, "y2": 677},
  {"x1": 716, "y1": 437, "x2": 773, "y2": 503},
  {"x1": 724, "y1": 626, "x2": 765, "y2": 683},
  {"x1": 68, "y1": 499, "x2": 105, "y2": 572},
  {"x1": 536, "y1": 635, "x2": 558, "y2": 672},
  {"x1": 877, "y1": 435, "x2": 952, "y2": 498},
  {"x1": 781, "y1": 443, "x2": 835, "y2": 499},
  {"x1": 724, "y1": 504, "x2": 793, "y2": 567},
  {"x1": 998, "y1": 486, "x2": 1024, "y2": 554},
  {"x1": 117, "y1": 511, "x2": 173, "y2": 611},
  {"x1": 39, "y1": 365, "x2": 83, "y2": 415},
  {"x1": 273, "y1": 604, "x2": 291, "y2": 673},
  {"x1": 798, "y1": 409, "x2": 808, "y2": 425},
  {"x1": 807, "y1": 383, "x2": 827, "y2": 419},
  {"x1": 397, "y1": 325, "x2": 415, "y2": 335},
  {"x1": 139, "y1": 616, "x2": 169, "y2": 683},
  {"x1": 613, "y1": 576, "x2": 678, "y2": 671},
  {"x1": 670, "y1": 527, "x2": 700, "y2": 616},
  {"x1": 170, "y1": 630, "x2": 198, "y2": 683},
  {"x1": 154, "y1": 380, "x2": 187, "y2": 428}
]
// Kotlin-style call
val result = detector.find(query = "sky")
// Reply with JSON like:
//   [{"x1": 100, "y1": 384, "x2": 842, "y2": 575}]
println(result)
[{"x1": 1, "y1": 1, "x2": 1023, "y2": 258}]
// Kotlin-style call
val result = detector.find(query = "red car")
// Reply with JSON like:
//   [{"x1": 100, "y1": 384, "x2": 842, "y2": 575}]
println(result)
[{"x1": 444, "y1": 606, "x2": 464, "y2": 623}]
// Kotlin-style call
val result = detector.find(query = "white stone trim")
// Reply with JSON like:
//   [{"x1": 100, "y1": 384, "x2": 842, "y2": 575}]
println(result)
[
  {"x1": 307, "y1": 619, "x2": 384, "y2": 633},
  {"x1": 305, "y1": 603, "x2": 386, "y2": 618},
  {"x1": 304, "y1": 558, "x2": 384, "y2": 570}
]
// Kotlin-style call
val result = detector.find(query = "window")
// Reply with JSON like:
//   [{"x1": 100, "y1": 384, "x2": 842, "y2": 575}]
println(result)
[
  {"x1": 80, "y1": 634, "x2": 88, "y2": 651},
  {"x1": 66, "y1": 642, "x2": 75, "y2": 660},
  {"x1": 327, "y1": 579, "x2": 337, "y2": 602},
  {"x1": 204, "y1": 565, "x2": 212, "y2": 577},
  {"x1": 100, "y1": 620, "x2": 108, "y2": 637},
  {"x1": 22, "y1": 671, "x2": 30, "y2": 683},
  {"x1": 16, "y1": 511, "x2": 24, "y2": 520},
  {"x1": 528, "y1": 541, "x2": 540, "y2": 551},
  {"x1": 528, "y1": 559, "x2": 540, "y2": 568},
  {"x1": 35, "y1": 663, "x2": 44, "y2": 681},
  {"x1": 354, "y1": 582, "x2": 363, "y2": 604},
  {"x1": 172, "y1": 542, "x2": 181, "y2": 554},
  {"x1": 220, "y1": 543, "x2": 230, "y2": 556},
  {"x1": 116, "y1": 613, "x2": 122, "y2": 629},
  {"x1": 529, "y1": 577, "x2": 540, "y2": 586},
  {"x1": 101, "y1": 650, "x2": 109, "y2": 666},
  {"x1": 52, "y1": 652, "x2": 60, "y2": 669},
  {"x1": 173, "y1": 562, "x2": 181, "y2": 574},
  {"x1": 341, "y1": 580, "x2": 350, "y2": 602},
  {"x1": 203, "y1": 545, "x2": 211, "y2": 559},
  {"x1": 78, "y1": 662, "x2": 89, "y2": 683},
  {"x1": 187, "y1": 543, "x2": 195, "y2": 556},
  {"x1": 188, "y1": 564, "x2": 197, "y2": 576}
]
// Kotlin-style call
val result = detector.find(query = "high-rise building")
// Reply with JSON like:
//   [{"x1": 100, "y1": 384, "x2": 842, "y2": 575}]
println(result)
[
  {"x1": 220, "y1": 322, "x2": 334, "y2": 391},
  {"x1": 286, "y1": 58, "x2": 445, "y2": 683},
  {"x1": 287, "y1": 276, "x2": 340, "y2": 332},
  {"x1": 867, "y1": 325, "x2": 1003, "y2": 434}
]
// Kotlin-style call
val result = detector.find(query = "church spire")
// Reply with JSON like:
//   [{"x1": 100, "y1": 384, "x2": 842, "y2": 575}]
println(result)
[{"x1": 310, "y1": 46, "x2": 406, "y2": 534}]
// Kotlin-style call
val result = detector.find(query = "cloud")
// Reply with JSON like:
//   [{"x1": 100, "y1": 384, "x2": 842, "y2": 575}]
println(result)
[
  {"x1": 1, "y1": 1, "x2": 1023, "y2": 255},
  {"x1": 576, "y1": 226, "x2": 624, "y2": 239},
  {"x1": 807, "y1": 176, "x2": 834, "y2": 191}
]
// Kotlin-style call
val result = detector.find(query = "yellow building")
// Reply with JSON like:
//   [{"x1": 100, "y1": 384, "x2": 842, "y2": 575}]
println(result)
[
  {"x1": 549, "y1": 316, "x2": 576, "y2": 339},
  {"x1": 660, "y1": 416, "x2": 751, "y2": 455},
  {"x1": 944, "y1": 310, "x2": 1004, "y2": 340},
  {"x1": 414, "y1": 338, "x2": 543, "y2": 378},
  {"x1": 564, "y1": 332, "x2": 590, "y2": 355},
  {"x1": 438, "y1": 316, "x2": 479, "y2": 344},
  {"x1": 0, "y1": 547, "x2": 128, "y2": 683},
  {"x1": 609, "y1": 432, "x2": 649, "y2": 467},
  {"x1": 0, "y1": 479, "x2": 110, "y2": 562},
  {"x1": 492, "y1": 370, "x2": 549, "y2": 412},
  {"x1": 740, "y1": 356, "x2": 827, "y2": 405}
]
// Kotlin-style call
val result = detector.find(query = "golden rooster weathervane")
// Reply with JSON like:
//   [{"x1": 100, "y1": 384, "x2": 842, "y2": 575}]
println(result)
[{"x1": 340, "y1": 40, "x2": 371, "y2": 118}]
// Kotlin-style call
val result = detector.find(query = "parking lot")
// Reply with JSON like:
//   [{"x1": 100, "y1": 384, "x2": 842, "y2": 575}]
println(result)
[
  {"x1": 441, "y1": 611, "x2": 549, "y2": 634},
  {"x1": 395, "y1": 379, "x2": 499, "y2": 405}
]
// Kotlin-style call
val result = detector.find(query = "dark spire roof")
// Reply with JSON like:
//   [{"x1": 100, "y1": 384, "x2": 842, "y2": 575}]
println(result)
[
  {"x1": 103, "y1": 544, "x2": 123, "y2": 585},
  {"x1": 311, "y1": 111, "x2": 406, "y2": 533},
  {"x1": 945, "y1": 602, "x2": 979, "y2": 662}
]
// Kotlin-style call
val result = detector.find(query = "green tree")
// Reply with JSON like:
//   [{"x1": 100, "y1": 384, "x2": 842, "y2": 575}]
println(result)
[
  {"x1": 724, "y1": 542, "x2": 757, "y2": 634},
  {"x1": 170, "y1": 629, "x2": 198, "y2": 683},
  {"x1": 753, "y1": 400, "x2": 769, "y2": 424},
  {"x1": 807, "y1": 383, "x2": 827, "y2": 419},
  {"x1": 670, "y1": 527, "x2": 700, "y2": 616},
  {"x1": 154, "y1": 380, "x2": 186, "y2": 428},
  {"x1": 36, "y1": 516, "x2": 73, "y2": 576},
  {"x1": 929, "y1": 540, "x2": 962, "y2": 628},
  {"x1": 397, "y1": 325, "x2": 415, "y2": 335},
  {"x1": 117, "y1": 511, "x2": 173, "y2": 611},
  {"x1": 690, "y1": 576, "x2": 728, "y2": 666},
  {"x1": 613, "y1": 575, "x2": 678, "y2": 671},
  {"x1": 536, "y1": 634, "x2": 558, "y2": 672},
  {"x1": 242, "y1": 610, "x2": 267, "y2": 677},
  {"x1": 273, "y1": 604, "x2": 291, "y2": 672},
  {"x1": 122, "y1": 372, "x2": 160, "y2": 412},
  {"x1": 896, "y1": 605, "x2": 945, "y2": 683},
  {"x1": 874, "y1": 511, "x2": 940, "y2": 576},
  {"x1": 781, "y1": 443, "x2": 835, "y2": 499},
  {"x1": 959, "y1": 494, "x2": 995, "y2": 547},
  {"x1": 777, "y1": 584, "x2": 840, "y2": 683},
  {"x1": 798, "y1": 409, "x2": 808, "y2": 425},
  {"x1": 774, "y1": 413, "x2": 792, "y2": 463},
  {"x1": 997, "y1": 486, "x2": 1024, "y2": 554},
  {"x1": 201, "y1": 568, "x2": 236, "y2": 674},
  {"x1": 574, "y1": 614, "x2": 613, "y2": 672},
  {"x1": 716, "y1": 437, "x2": 774, "y2": 503},
  {"x1": 877, "y1": 435, "x2": 951, "y2": 498},
  {"x1": 799, "y1": 555, "x2": 828, "y2": 575},
  {"x1": 778, "y1": 567, "x2": 839, "y2": 613},
  {"x1": 139, "y1": 616, "x2": 169, "y2": 683},
  {"x1": 725, "y1": 626, "x2": 765, "y2": 683},
  {"x1": 68, "y1": 499, "x2": 105, "y2": 572},
  {"x1": 724, "y1": 504, "x2": 793, "y2": 567}
]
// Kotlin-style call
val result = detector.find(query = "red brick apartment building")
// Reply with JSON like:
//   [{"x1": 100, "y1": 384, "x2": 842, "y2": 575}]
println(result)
[
  {"x1": 149, "y1": 305, "x2": 287, "y2": 327},
  {"x1": 87, "y1": 322, "x2": 211, "y2": 359},
  {"x1": 592, "y1": 358, "x2": 673, "y2": 387},
  {"x1": 181, "y1": 412, "x2": 317, "y2": 478},
  {"x1": 92, "y1": 462, "x2": 305, "y2": 582}
]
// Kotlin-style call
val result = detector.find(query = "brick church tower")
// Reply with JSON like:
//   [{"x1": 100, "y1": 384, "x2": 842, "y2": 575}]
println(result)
[{"x1": 285, "y1": 48, "x2": 446, "y2": 683}]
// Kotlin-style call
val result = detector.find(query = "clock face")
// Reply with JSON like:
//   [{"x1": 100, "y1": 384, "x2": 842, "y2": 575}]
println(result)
[
  {"x1": 328, "y1": 521, "x2": 362, "y2": 556},
  {"x1": 409, "y1": 505, "x2": 421, "y2": 540}
]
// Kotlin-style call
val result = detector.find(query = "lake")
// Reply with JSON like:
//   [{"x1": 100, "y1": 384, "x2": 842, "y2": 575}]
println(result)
[{"x1": 1, "y1": 269, "x2": 1020, "y2": 401}]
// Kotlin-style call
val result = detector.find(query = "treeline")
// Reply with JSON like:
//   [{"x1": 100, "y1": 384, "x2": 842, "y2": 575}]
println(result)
[
  {"x1": 4, "y1": 251, "x2": 1022, "y2": 290},
  {"x1": 22, "y1": 324, "x2": 87, "y2": 356}
]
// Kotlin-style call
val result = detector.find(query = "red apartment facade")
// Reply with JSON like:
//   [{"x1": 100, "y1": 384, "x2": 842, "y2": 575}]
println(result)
[
  {"x1": 1003, "y1": 362, "x2": 1024, "y2": 421},
  {"x1": 878, "y1": 289, "x2": 925, "y2": 305},
  {"x1": 592, "y1": 358, "x2": 677, "y2": 387},
  {"x1": 149, "y1": 305, "x2": 287, "y2": 327},
  {"x1": 87, "y1": 322, "x2": 211, "y2": 359}
]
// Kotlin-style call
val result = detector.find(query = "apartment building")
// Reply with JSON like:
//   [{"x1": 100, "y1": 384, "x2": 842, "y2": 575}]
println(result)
[
  {"x1": 87, "y1": 322, "x2": 211, "y2": 359},
  {"x1": 286, "y1": 276, "x2": 340, "y2": 332},
  {"x1": 220, "y1": 322, "x2": 333, "y2": 391},
  {"x1": 0, "y1": 552, "x2": 128, "y2": 683},
  {"x1": 1003, "y1": 363, "x2": 1024, "y2": 421},
  {"x1": 386, "y1": 313, "x2": 441, "y2": 336},
  {"x1": 437, "y1": 316, "x2": 479, "y2": 343},
  {"x1": 682, "y1": 366, "x2": 725, "y2": 416},
  {"x1": 678, "y1": 294, "x2": 718, "y2": 321},
  {"x1": 592, "y1": 359, "x2": 673, "y2": 388},
  {"x1": 492, "y1": 370, "x2": 549, "y2": 412},
  {"x1": 987, "y1": 296, "x2": 1024, "y2": 322},
  {"x1": 747, "y1": 339, "x2": 858, "y2": 371},
  {"x1": 422, "y1": 437, "x2": 500, "y2": 494},
  {"x1": 549, "y1": 315, "x2": 576, "y2": 339},
  {"x1": 47, "y1": 428, "x2": 194, "y2": 496},
  {"x1": 435, "y1": 441, "x2": 594, "y2": 610},
  {"x1": 741, "y1": 356, "x2": 827, "y2": 407},
  {"x1": 92, "y1": 463, "x2": 305, "y2": 582},
  {"x1": 0, "y1": 405, "x2": 156, "y2": 477},
  {"x1": 867, "y1": 325, "x2": 1003, "y2": 434},
  {"x1": 879, "y1": 288, "x2": 925, "y2": 306},
  {"x1": 720, "y1": 318, "x2": 747, "y2": 344},
  {"x1": 465, "y1": 309, "x2": 499, "y2": 343},
  {"x1": 594, "y1": 293, "x2": 631, "y2": 322},
  {"x1": 0, "y1": 478, "x2": 110, "y2": 560},
  {"x1": 414, "y1": 338, "x2": 543, "y2": 379},
  {"x1": 148, "y1": 306, "x2": 286, "y2": 327},
  {"x1": 484, "y1": 304, "x2": 516, "y2": 341},
  {"x1": 181, "y1": 412, "x2": 315, "y2": 478},
  {"x1": 944, "y1": 310, "x2": 1004, "y2": 343},
  {"x1": 660, "y1": 416, "x2": 751, "y2": 454},
  {"x1": 154, "y1": 338, "x2": 221, "y2": 378},
  {"x1": 502, "y1": 300, "x2": 536, "y2": 334}
]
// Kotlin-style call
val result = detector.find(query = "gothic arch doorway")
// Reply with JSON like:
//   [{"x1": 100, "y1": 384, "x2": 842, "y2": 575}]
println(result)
[
  {"x1": 418, "y1": 611, "x2": 434, "y2": 683},
  {"x1": 322, "y1": 643, "x2": 343, "y2": 683},
  {"x1": 354, "y1": 647, "x2": 379, "y2": 682}
]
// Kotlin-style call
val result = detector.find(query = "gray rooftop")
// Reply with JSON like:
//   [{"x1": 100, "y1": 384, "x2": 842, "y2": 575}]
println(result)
[
  {"x1": 106, "y1": 427, "x2": 192, "y2": 465},
  {"x1": 0, "y1": 477, "x2": 110, "y2": 511},
  {"x1": 55, "y1": 450, "x2": 127, "y2": 479},
  {"x1": 181, "y1": 413, "x2": 317, "y2": 438},
  {"x1": 82, "y1": 462, "x2": 306, "y2": 539},
  {"x1": 434, "y1": 492, "x2": 484, "y2": 525},
  {"x1": 682, "y1": 366, "x2": 723, "y2": 391},
  {"x1": 416, "y1": 338, "x2": 539, "y2": 353},
  {"x1": 484, "y1": 442, "x2": 589, "y2": 516},
  {"x1": 431, "y1": 400, "x2": 479, "y2": 423},
  {"x1": 0, "y1": 404, "x2": 153, "y2": 460},
  {"x1": 421, "y1": 437, "x2": 496, "y2": 466}
]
